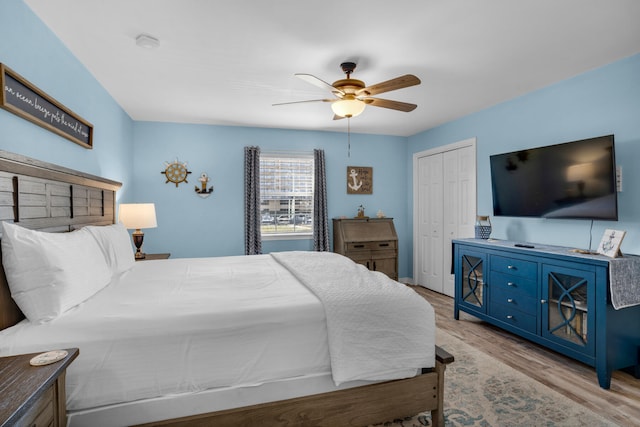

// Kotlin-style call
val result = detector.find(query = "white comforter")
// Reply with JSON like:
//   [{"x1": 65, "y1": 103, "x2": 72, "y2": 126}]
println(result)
[
  {"x1": 272, "y1": 251, "x2": 435, "y2": 384},
  {"x1": 0, "y1": 251, "x2": 435, "y2": 413}
]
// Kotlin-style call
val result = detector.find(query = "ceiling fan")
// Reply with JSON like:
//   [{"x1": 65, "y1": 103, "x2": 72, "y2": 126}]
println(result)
[{"x1": 273, "y1": 62, "x2": 421, "y2": 119}]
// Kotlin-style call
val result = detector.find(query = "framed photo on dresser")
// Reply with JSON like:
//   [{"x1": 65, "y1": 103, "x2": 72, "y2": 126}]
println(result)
[{"x1": 596, "y1": 229, "x2": 626, "y2": 258}]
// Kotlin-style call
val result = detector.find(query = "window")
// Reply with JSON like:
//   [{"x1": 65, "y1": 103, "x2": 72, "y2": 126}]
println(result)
[{"x1": 260, "y1": 153, "x2": 314, "y2": 239}]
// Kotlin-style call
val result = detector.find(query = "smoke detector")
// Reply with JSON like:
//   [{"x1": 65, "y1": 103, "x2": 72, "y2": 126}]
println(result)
[{"x1": 135, "y1": 34, "x2": 160, "y2": 49}]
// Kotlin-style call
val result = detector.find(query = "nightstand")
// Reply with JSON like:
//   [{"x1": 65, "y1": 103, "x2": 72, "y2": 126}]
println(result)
[
  {"x1": 136, "y1": 253, "x2": 171, "y2": 261},
  {"x1": 0, "y1": 348, "x2": 79, "y2": 427}
]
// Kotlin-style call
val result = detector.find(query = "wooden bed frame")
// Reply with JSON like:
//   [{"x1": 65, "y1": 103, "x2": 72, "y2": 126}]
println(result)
[{"x1": 0, "y1": 150, "x2": 454, "y2": 427}]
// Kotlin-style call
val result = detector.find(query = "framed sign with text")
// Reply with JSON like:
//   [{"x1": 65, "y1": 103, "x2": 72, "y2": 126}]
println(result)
[
  {"x1": 346, "y1": 166, "x2": 373, "y2": 194},
  {"x1": 1, "y1": 63, "x2": 93, "y2": 149}
]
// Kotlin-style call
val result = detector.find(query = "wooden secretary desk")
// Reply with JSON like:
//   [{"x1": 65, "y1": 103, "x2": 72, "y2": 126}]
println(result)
[{"x1": 332, "y1": 217, "x2": 398, "y2": 280}]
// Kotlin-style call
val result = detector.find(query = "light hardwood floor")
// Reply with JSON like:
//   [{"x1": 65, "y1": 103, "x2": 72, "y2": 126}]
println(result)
[{"x1": 411, "y1": 286, "x2": 640, "y2": 427}]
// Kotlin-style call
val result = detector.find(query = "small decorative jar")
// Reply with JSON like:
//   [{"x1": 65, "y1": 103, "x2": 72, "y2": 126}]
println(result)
[{"x1": 475, "y1": 215, "x2": 492, "y2": 239}]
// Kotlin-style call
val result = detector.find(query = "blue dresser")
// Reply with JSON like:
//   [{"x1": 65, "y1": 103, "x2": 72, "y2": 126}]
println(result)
[{"x1": 453, "y1": 238, "x2": 640, "y2": 389}]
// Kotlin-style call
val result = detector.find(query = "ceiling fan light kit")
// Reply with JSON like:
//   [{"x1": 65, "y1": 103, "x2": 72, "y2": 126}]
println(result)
[
  {"x1": 274, "y1": 62, "x2": 420, "y2": 120},
  {"x1": 332, "y1": 97, "x2": 366, "y2": 118}
]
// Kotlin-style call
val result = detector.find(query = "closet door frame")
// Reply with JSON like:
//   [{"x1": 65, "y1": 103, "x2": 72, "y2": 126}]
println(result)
[{"x1": 412, "y1": 137, "x2": 477, "y2": 295}]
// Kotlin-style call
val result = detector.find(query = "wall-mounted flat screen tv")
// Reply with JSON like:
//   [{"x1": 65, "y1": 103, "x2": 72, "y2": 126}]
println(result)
[{"x1": 490, "y1": 135, "x2": 617, "y2": 220}]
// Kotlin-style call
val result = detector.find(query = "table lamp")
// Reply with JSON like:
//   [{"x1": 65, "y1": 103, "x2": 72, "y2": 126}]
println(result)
[{"x1": 118, "y1": 203, "x2": 158, "y2": 259}]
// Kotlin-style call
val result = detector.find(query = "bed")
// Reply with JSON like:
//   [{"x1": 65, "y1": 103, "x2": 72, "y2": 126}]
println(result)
[{"x1": 0, "y1": 149, "x2": 453, "y2": 427}]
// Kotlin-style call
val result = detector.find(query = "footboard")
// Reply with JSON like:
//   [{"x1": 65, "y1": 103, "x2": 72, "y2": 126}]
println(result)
[
  {"x1": 430, "y1": 345, "x2": 455, "y2": 427},
  {"x1": 137, "y1": 345, "x2": 454, "y2": 427}
]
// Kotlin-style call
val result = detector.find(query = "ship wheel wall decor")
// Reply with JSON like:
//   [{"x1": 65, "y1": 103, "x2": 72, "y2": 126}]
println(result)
[{"x1": 161, "y1": 159, "x2": 192, "y2": 187}]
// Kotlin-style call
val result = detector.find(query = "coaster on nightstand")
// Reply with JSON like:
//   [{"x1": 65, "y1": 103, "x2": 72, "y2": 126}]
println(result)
[{"x1": 29, "y1": 350, "x2": 68, "y2": 366}]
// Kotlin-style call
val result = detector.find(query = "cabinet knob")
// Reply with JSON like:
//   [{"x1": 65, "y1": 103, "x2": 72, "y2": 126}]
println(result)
[
  {"x1": 507, "y1": 265, "x2": 516, "y2": 270},
  {"x1": 506, "y1": 315, "x2": 514, "y2": 319},
  {"x1": 507, "y1": 298, "x2": 514, "y2": 303},
  {"x1": 540, "y1": 299, "x2": 547, "y2": 304},
  {"x1": 507, "y1": 282, "x2": 515, "y2": 287}
]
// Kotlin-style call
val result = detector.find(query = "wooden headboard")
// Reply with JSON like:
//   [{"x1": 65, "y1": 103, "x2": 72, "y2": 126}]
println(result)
[{"x1": 0, "y1": 150, "x2": 121, "y2": 330}]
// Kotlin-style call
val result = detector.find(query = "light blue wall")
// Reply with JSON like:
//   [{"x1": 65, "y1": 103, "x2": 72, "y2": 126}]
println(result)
[
  {"x1": 132, "y1": 122, "x2": 412, "y2": 276},
  {"x1": 408, "y1": 53, "x2": 640, "y2": 261},
  {"x1": 0, "y1": 1, "x2": 411, "y2": 276},
  {"x1": 0, "y1": 0, "x2": 133, "y2": 197},
  {"x1": 4, "y1": 0, "x2": 640, "y2": 280}
]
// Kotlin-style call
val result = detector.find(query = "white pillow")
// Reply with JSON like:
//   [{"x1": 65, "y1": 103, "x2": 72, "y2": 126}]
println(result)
[
  {"x1": 1, "y1": 221, "x2": 112, "y2": 323},
  {"x1": 84, "y1": 223, "x2": 135, "y2": 275}
]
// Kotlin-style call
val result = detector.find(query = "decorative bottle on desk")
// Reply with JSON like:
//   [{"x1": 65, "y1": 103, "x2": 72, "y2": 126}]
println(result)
[{"x1": 474, "y1": 215, "x2": 492, "y2": 239}]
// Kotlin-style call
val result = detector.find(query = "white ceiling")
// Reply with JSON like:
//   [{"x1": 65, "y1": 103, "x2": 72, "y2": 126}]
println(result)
[{"x1": 23, "y1": 0, "x2": 640, "y2": 137}]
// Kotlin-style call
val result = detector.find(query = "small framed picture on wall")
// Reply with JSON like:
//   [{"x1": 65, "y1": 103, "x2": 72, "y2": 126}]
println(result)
[
  {"x1": 346, "y1": 166, "x2": 372, "y2": 194},
  {"x1": 596, "y1": 229, "x2": 626, "y2": 258}
]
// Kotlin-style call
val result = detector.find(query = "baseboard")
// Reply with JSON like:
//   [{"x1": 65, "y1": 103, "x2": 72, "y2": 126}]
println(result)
[{"x1": 399, "y1": 277, "x2": 414, "y2": 285}]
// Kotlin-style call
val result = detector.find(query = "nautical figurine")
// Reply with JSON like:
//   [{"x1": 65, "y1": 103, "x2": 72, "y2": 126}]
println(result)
[{"x1": 195, "y1": 172, "x2": 214, "y2": 196}]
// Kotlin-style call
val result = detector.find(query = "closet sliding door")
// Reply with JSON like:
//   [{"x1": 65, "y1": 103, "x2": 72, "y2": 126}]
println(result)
[{"x1": 413, "y1": 138, "x2": 476, "y2": 296}]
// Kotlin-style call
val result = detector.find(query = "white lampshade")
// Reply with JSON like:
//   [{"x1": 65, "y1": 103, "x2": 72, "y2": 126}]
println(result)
[
  {"x1": 118, "y1": 203, "x2": 158, "y2": 230},
  {"x1": 331, "y1": 98, "x2": 366, "y2": 118}
]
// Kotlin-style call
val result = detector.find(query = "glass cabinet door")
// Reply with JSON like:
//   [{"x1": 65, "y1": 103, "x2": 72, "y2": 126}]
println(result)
[
  {"x1": 541, "y1": 264, "x2": 595, "y2": 355},
  {"x1": 459, "y1": 251, "x2": 486, "y2": 313}
]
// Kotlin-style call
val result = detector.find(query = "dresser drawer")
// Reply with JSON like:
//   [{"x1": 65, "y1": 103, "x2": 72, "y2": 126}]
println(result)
[
  {"x1": 346, "y1": 250, "x2": 371, "y2": 262},
  {"x1": 371, "y1": 240, "x2": 396, "y2": 250},
  {"x1": 491, "y1": 255, "x2": 537, "y2": 279},
  {"x1": 490, "y1": 271, "x2": 537, "y2": 298},
  {"x1": 491, "y1": 284, "x2": 537, "y2": 316},
  {"x1": 371, "y1": 249, "x2": 397, "y2": 260},
  {"x1": 346, "y1": 240, "x2": 397, "y2": 251},
  {"x1": 490, "y1": 302, "x2": 537, "y2": 333}
]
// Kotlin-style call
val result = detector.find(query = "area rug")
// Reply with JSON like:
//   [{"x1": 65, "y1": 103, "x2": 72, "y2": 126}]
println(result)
[{"x1": 373, "y1": 329, "x2": 619, "y2": 427}]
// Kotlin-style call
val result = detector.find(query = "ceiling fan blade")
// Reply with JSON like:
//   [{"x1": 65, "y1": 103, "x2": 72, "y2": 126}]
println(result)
[
  {"x1": 332, "y1": 114, "x2": 345, "y2": 121},
  {"x1": 357, "y1": 74, "x2": 421, "y2": 96},
  {"x1": 272, "y1": 99, "x2": 334, "y2": 106},
  {"x1": 362, "y1": 97, "x2": 417, "y2": 112},
  {"x1": 295, "y1": 73, "x2": 344, "y2": 95}
]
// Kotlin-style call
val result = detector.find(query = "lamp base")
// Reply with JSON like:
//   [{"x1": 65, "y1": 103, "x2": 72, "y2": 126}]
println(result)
[{"x1": 132, "y1": 229, "x2": 145, "y2": 260}]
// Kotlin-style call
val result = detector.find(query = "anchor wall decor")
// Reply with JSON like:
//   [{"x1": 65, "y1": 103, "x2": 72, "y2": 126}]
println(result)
[
  {"x1": 346, "y1": 166, "x2": 372, "y2": 194},
  {"x1": 195, "y1": 172, "x2": 214, "y2": 198}
]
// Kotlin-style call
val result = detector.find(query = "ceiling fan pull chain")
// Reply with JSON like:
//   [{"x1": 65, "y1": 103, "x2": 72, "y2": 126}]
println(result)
[{"x1": 348, "y1": 117, "x2": 351, "y2": 157}]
